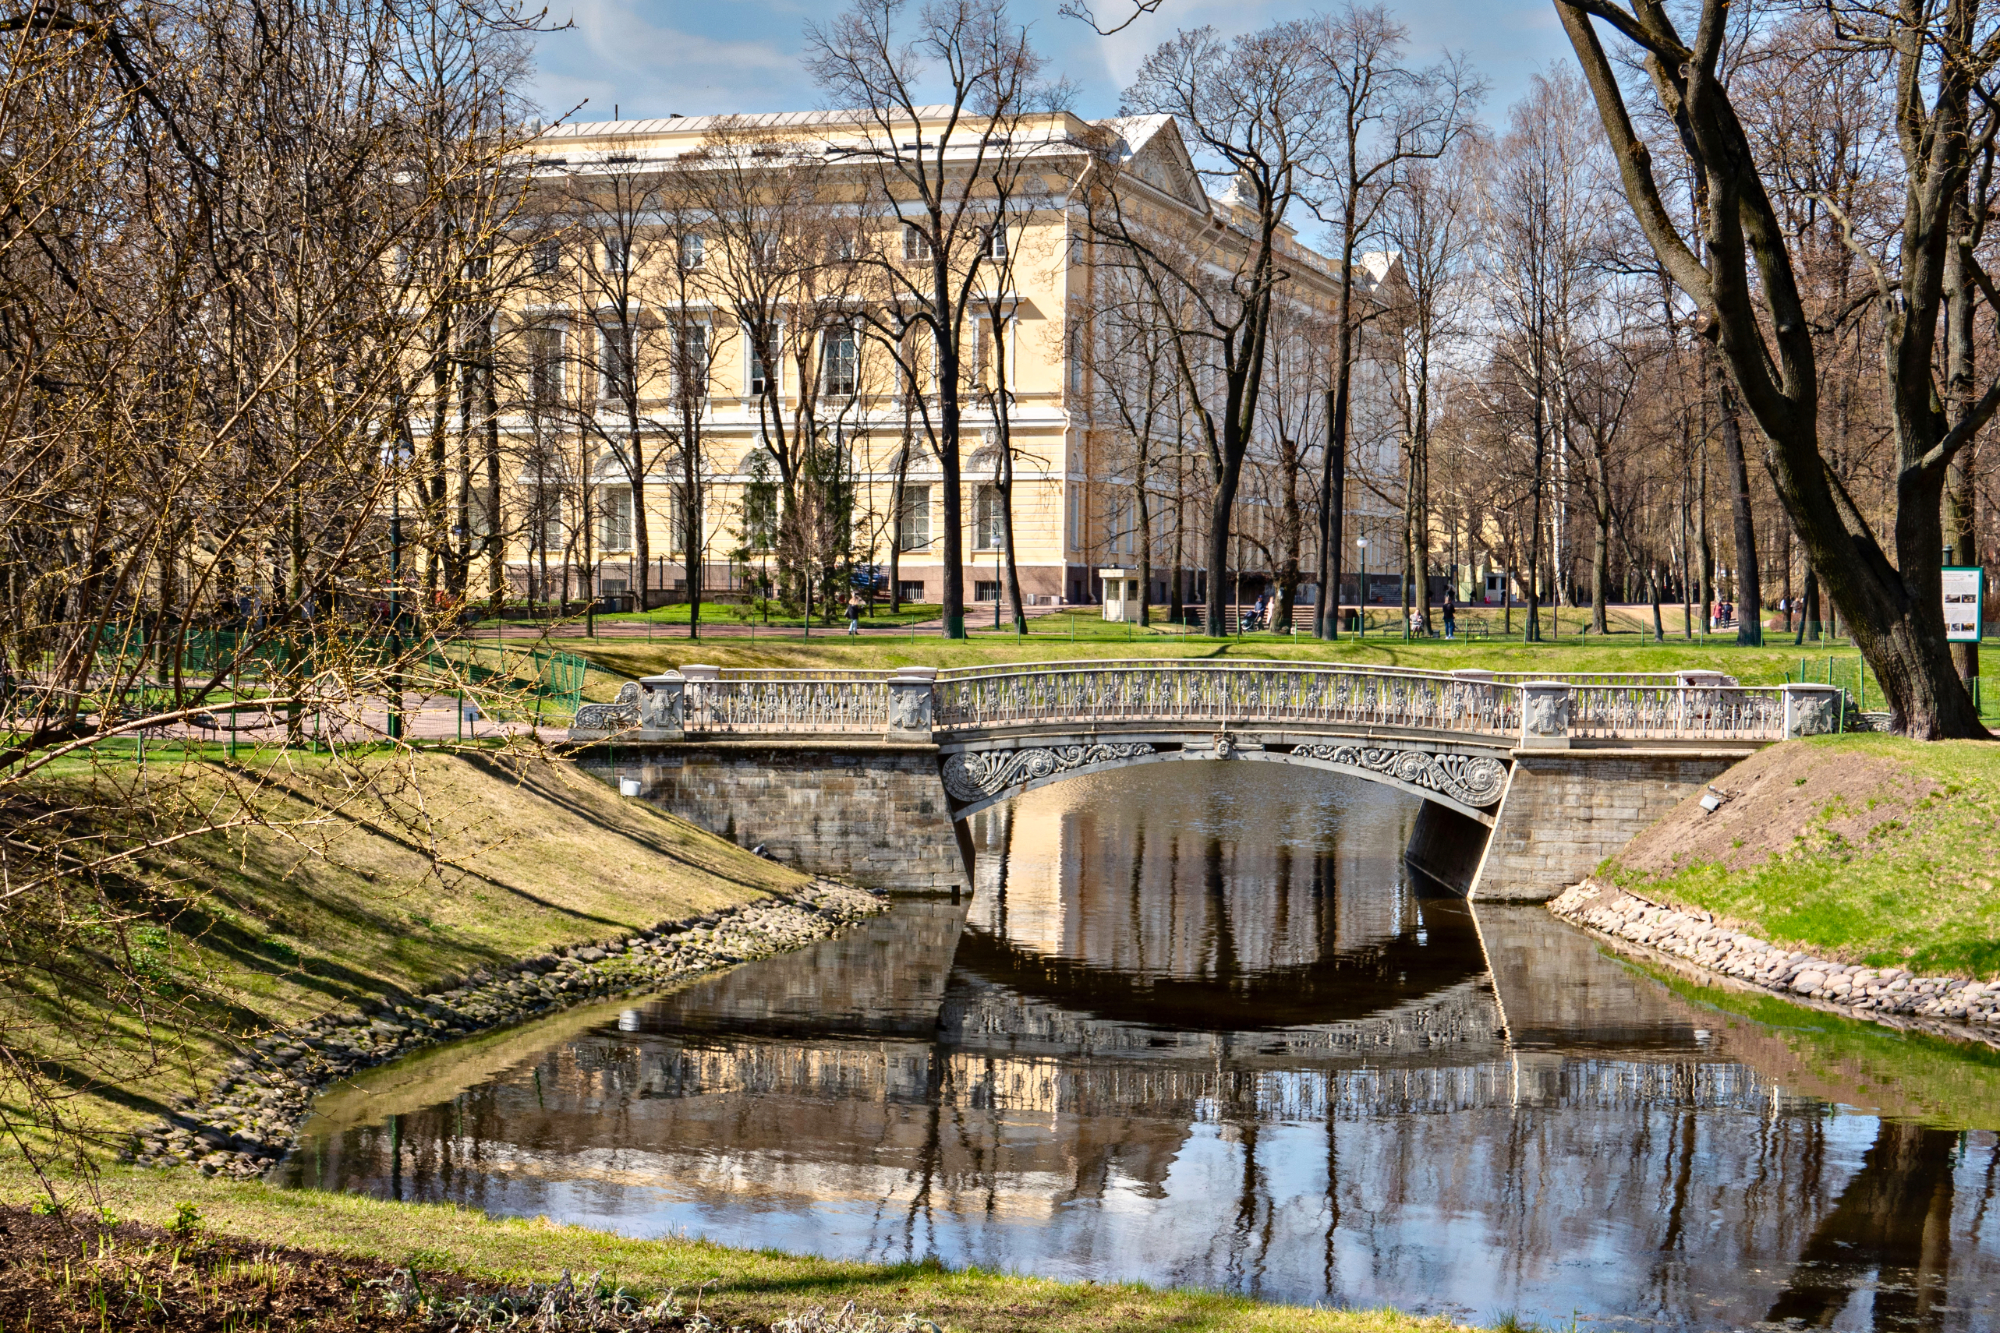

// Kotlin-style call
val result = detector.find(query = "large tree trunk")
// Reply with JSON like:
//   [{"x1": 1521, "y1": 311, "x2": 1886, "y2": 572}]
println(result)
[
  {"x1": 1317, "y1": 289, "x2": 1357, "y2": 638},
  {"x1": 1716, "y1": 369, "x2": 1763, "y2": 646}
]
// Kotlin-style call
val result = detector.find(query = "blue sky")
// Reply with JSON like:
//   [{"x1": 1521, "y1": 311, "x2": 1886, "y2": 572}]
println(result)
[{"x1": 526, "y1": 0, "x2": 1571, "y2": 129}]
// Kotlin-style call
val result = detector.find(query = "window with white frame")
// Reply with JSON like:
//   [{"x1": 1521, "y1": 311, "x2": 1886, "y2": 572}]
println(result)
[
  {"x1": 986, "y1": 223, "x2": 1007, "y2": 259},
  {"x1": 599, "y1": 325, "x2": 632, "y2": 400},
  {"x1": 974, "y1": 484, "x2": 1003, "y2": 551},
  {"x1": 532, "y1": 238, "x2": 561, "y2": 275},
  {"x1": 603, "y1": 234, "x2": 630, "y2": 274},
  {"x1": 897, "y1": 484, "x2": 932, "y2": 551},
  {"x1": 673, "y1": 324, "x2": 707, "y2": 398},
  {"x1": 822, "y1": 326, "x2": 857, "y2": 397},
  {"x1": 678, "y1": 233, "x2": 704, "y2": 269},
  {"x1": 528, "y1": 325, "x2": 564, "y2": 410},
  {"x1": 599, "y1": 487, "x2": 633, "y2": 550},
  {"x1": 902, "y1": 225, "x2": 932, "y2": 262},
  {"x1": 747, "y1": 326, "x2": 777, "y2": 396}
]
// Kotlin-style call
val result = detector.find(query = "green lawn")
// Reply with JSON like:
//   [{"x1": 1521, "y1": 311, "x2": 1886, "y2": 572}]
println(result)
[
  {"x1": 1604, "y1": 734, "x2": 2000, "y2": 979},
  {"x1": 574, "y1": 617, "x2": 1878, "y2": 690},
  {"x1": 7, "y1": 1164, "x2": 1467, "y2": 1333}
]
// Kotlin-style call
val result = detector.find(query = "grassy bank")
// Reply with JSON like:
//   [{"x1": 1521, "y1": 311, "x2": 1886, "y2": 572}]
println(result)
[
  {"x1": 3, "y1": 1164, "x2": 1462, "y2": 1333},
  {"x1": 1, "y1": 751, "x2": 805, "y2": 1147},
  {"x1": 1602, "y1": 734, "x2": 2000, "y2": 978}
]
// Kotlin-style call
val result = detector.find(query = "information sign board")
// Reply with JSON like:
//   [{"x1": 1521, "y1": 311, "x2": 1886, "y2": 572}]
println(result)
[{"x1": 1942, "y1": 565, "x2": 1984, "y2": 643}]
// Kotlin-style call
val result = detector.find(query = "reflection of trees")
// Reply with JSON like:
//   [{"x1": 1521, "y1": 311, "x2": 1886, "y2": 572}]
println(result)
[{"x1": 1766, "y1": 1120, "x2": 1957, "y2": 1331}]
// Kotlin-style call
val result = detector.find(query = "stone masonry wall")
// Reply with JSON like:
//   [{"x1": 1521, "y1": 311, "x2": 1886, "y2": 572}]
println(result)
[
  {"x1": 1403, "y1": 799, "x2": 1491, "y2": 894},
  {"x1": 587, "y1": 742, "x2": 970, "y2": 892},
  {"x1": 1470, "y1": 751, "x2": 1743, "y2": 902}
]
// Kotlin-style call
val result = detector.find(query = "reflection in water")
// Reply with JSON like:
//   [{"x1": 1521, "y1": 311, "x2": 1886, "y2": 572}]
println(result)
[{"x1": 281, "y1": 764, "x2": 2000, "y2": 1330}]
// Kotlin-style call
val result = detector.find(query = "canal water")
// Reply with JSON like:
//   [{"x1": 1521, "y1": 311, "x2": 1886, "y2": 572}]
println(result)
[{"x1": 280, "y1": 764, "x2": 2000, "y2": 1330}]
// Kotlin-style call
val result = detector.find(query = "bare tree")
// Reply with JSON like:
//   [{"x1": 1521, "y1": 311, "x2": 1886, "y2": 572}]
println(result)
[
  {"x1": 1088, "y1": 22, "x2": 1332, "y2": 636},
  {"x1": 806, "y1": 0, "x2": 1051, "y2": 638},
  {"x1": 1303, "y1": 6, "x2": 1480, "y2": 638},
  {"x1": 1554, "y1": 0, "x2": 1999, "y2": 736}
]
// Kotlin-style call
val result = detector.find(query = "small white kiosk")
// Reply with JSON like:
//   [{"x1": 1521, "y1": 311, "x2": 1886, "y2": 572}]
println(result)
[{"x1": 1098, "y1": 567, "x2": 1142, "y2": 622}]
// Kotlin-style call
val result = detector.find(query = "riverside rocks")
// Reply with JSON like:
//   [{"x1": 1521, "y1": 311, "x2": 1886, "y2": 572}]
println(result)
[
  {"x1": 1550, "y1": 879, "x2": 2000, "y2": 1041},
  {"x1": 130, "y1": 881, "x2": 883, "y2": 1180}
]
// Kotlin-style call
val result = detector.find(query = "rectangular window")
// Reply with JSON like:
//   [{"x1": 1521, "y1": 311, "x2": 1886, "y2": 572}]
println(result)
[
  {"x1": 1067, "y1": 485, "x2": 1082, "y2": 552},
  {"x1": 748, "y1": 328, "x2": 776, "y2": 396},
  {"x1": 599, "y1": 326, "x2": 631, "y2": 400},
  {"x1": 822, "y1": 326, "x2": 857, "y2": 397},
  {"x1": 529, "y1": 326, "x2": 564, "y2": 409},
  {"x1": 679, "y1": 233, "x2": 704, "y2": 269},
  {"x1": 604, "y1": 235, "x2": 629, "y2": 274},
  {"x1": 742, "y1": 481, "x2": 777, "y2": 551},
  {"x1": 903, "y1": 225, "x2": 931, "y2": 262},
  {"x1": 674, "y1": 324, "x2": 707, "y2": 398},
  {"x1": 532, "y1": 239, "x2": 561, "y2": 275},
  {"x1": 667, "y1": 487, "x2": 691, "y2": 554},
  {"x1": 974, "y1": 580, "x2": 1001, "y2": 602},
  {"x1": 897, "y1": 484, "x2": 932, "y2": 551},
  {"x1": 974, "y1": 484, "x2": 1003, "y2": 551},
  {"x1": 987, "y1": 224, "x2": 1007, "y2": 259},
  {"x1": 751, "y1": 230, "x2": 778, "y2": 268},
  {"x1": 539, "y1": 504, "x2": 564, "y2": 553},
  {"x1": 897, "y1": 580, "x2": 926, "y2": 604},
  {"x1": 600, "y1": 487, "x2": 633, "y2": 550}
]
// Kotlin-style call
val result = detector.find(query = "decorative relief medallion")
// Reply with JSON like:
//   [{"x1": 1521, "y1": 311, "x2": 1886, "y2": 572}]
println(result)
[
  {"x1": 575, "y1": 682, "x2": 641, "y2": 731},
  {"x1": 942, "y1": 743, "x2": 1156, "y2": 802},
  {"x1": 1524, "y1": 687, "x2": 1570, "y2": 737},
  {"x1": 888, "y1": 684, "x2": 933, "y2": 732},
  {"x1": 1294, "y1": 743, "x2": 1507, "y2": 808}
]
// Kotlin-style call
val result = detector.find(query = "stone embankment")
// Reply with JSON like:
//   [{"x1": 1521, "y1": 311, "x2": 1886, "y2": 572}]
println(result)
[
  {"x1": 131, "y1": 882, "x2": 883, "y2": 1179},
  {"x1": 1550, "y1": 880, "x2": 2000, "y2": 1042}
]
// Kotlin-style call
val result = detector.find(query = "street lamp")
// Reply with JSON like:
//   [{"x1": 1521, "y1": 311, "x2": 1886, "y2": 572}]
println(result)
[{"x1": 1356, "y1": 536, "x2": 1368, "y2": 636}]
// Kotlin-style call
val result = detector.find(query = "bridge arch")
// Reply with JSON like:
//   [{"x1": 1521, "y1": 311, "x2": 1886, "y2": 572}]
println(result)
[{"x1": 938, "y1": 737, "x2": 1510, "y2": 825}]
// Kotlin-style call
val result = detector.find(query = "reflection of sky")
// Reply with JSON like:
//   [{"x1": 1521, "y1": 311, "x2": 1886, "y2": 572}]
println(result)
[{"x1": 286, "y1": 765, "x2": 2000, "y2": 1329}]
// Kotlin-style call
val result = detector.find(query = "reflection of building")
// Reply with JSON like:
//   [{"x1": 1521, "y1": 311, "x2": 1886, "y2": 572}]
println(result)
[{"x1": 471, "y1": 110, "x2": 1400, "y2": 608}]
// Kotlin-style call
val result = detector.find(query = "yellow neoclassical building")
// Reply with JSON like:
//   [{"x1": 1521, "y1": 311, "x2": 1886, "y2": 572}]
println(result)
[{"x1": 489, "y1": 106, "x2": 1402, "y2": 613}]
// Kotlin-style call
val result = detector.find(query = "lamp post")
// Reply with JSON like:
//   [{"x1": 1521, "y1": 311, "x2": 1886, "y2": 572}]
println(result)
[{"x1": 1356, "y1": 536, "x2": 1368, "y2": 638}]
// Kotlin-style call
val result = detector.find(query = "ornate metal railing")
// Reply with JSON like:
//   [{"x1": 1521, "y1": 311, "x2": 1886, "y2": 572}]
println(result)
[
  {"x1": 1567, "y1": 684, "x2": 1790, "y2": 742},
  {"x1": 583, "y1": 661, "x2": 1830, "y2": 745},
  {"x1": 931, "y1": 664, "x2": 1521, "y2": 737},
  {"x1": 683, "y1": 677, "x2": 892, "y2": 733}
]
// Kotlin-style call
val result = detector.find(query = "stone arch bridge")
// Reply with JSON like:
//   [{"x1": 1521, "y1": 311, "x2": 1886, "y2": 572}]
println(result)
[{"x1": 572, "y1": 661, "x2": 1842, "y2": 901}]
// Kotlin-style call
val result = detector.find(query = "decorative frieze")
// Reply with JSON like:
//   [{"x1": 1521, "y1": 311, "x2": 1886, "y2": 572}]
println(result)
[
  {"x1": 942, "y1": 743, "x2": 1156, "y2": 803},
  {"x1": 1293, "y1": 743, "x2": 1508, "y2": 808}
]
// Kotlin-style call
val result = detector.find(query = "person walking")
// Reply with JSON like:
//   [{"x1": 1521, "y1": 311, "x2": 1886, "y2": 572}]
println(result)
[
  {"x1": 846, "y1": 595, "x2": 862, "y2": 636},
  {"x1": 1442, "y1": 593, "x2": 1457, "y2": 640}
]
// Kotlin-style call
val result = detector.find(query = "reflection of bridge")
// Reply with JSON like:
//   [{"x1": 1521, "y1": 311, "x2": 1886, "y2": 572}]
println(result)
[{"x1": 575, "y1": 662, "x2": 1843, "y2": 900}]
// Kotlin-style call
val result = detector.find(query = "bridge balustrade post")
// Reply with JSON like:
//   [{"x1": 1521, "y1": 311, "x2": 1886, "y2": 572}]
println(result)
[
  {"x1": 637, "y1": 670, "x2": 687, "y2": 739},
  {"x1": 1519, "y1": 680, "x2": 1572, "y2": 750},
  {"x1": 886, "y1": 666, "x2": 937, "y2": 740},
  {"x1": 1779, "y1": 683, "x2": 1843, "y2": 739}
]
